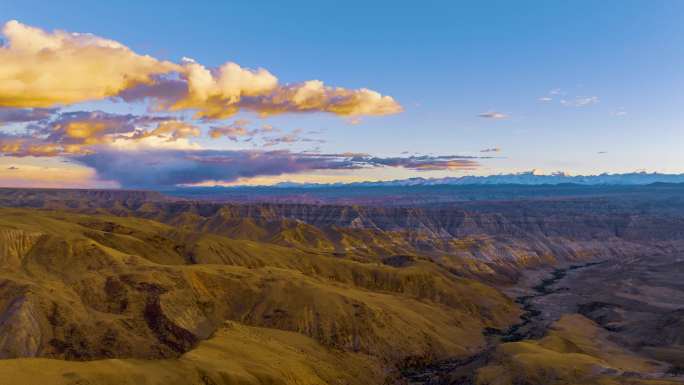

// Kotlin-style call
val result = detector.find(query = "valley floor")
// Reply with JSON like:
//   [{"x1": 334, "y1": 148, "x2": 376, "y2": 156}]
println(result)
[{"x1": 405, "y1": 256, "x2": 684, "y2": 384}]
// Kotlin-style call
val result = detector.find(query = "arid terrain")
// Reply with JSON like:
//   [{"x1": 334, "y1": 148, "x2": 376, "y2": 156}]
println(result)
[{"x1": 0, "y1": 186, "x2": 682, "y2": 385}]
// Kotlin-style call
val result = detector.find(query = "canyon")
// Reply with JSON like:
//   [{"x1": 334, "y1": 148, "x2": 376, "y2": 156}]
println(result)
[{"x1": 0, "y1": 185, "x2": 682, "y2": 384}]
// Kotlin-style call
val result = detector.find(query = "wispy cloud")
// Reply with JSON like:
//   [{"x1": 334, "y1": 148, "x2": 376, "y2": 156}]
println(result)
[
  {"x1": 0, "y1": 108, "x2": 57, "y2": 124},
  {"x1": 261, "y1": 128, "x2": 326, "y2": 147},
  {"x1": 560, "y1": 96, "x2": 599, "y2": 107},
  {"x1": 478, "y1": 111, "x2": 508, "y2": 119},
  {"x1": 208, "y1": 119, "x2": 253, "y2": 140},
  {"x1": 540, "y1": 89, "x2": 600, "y2": 108},
  {"x1": 611, "y1": 108, "x2": 627, "y2": 116},
  {"x1": 0, "y1": 110, "x2": 200, "y2": 157},
  {"x1": 480, "y1": 147, "x2": 501, "y2": 153},
  {"x1": 537, "y1": 88, "x2": 564, "y2": 102},
  {"x1": 0, "y1": 106, "x2": 488, "y2": 187},
  {"x1": 357, "y1": 155, "x2": 481, "y2": 171}
]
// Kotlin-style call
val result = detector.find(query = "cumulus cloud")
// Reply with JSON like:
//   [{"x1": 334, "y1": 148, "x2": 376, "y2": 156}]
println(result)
[
  {"x1": 140, "y1": 75, "x2": 403, "y2": 120},
  {"x1": 478, "y1": 111, "x2": 508, "y2": 119},
  {"x1": 0, "y1": 21, "x2": 402, "y2": 119},
  {"x1": 0, "y1": 20, "x2": 179, "y2": 108},
  {"x1": 163, "y1": 60, "x2": 278, "y2": 119},
  {"x1": 231, "y1": 80, "x2": 402, "y2": 119}
]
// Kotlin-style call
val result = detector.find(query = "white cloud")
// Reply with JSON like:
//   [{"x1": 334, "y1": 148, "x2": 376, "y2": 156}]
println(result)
[
  {"x1": 478, "y1": 111, "x2": 508, "y2": 119},
  {"x1": 560, "y1": 96, "x2": 599, "y2": 107}
]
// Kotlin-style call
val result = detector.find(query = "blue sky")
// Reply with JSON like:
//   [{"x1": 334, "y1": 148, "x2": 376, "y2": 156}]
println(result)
[{"x1": 0, "y1": 1, "x2": 683, "y2": 187}]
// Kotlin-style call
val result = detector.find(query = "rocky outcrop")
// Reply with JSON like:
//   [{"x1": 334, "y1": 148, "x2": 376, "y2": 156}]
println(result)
[{"x1": 0, "y1": 229, "x2": 42, "y2": 269}]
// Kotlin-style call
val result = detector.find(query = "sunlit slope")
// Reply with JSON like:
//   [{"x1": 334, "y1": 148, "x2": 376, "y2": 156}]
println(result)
[
  {"x1": 476, "y1": 315, "x2": 681, "y2": 385},
  {"x1": 0, "y1": 321, "x2": 379, "y2": 385},
  {"x1": 0, "y1": 207, "x2": 519, "y2": 382}
]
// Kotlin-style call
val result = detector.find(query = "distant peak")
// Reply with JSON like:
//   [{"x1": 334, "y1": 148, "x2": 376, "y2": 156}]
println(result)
[{"x1": 203, "y1": 171, "x2": 684, "y2": 189}]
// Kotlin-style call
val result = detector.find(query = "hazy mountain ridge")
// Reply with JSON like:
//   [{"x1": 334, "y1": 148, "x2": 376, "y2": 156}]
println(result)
[
  {"x1": 168, "y1": 181, "x2": 684, "y2": 206},
  {"x1": 228, "y1": 171, "x2": 684, "y2": 188}
]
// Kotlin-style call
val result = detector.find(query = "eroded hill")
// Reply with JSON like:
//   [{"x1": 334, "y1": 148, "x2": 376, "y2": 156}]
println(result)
[
  {"x1": 0, "y1": 187, "x2": 682, "y2": 384},
  {"x1": 0, "y1": 207, "x2": 521, "y2": 383}
]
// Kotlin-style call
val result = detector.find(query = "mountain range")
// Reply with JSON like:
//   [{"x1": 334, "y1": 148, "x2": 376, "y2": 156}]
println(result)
[{"x1": 234, "y1": 171, "x2": 684, "y2": 188}]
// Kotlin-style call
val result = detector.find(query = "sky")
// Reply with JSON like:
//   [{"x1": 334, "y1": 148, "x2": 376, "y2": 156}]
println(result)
[{"x1": 0, "y1": 0, "x2": 683, "y2": 189}]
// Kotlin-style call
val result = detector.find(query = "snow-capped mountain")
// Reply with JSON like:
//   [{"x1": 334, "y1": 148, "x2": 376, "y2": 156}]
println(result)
[{"x1": 263, "y1": 171, "x2": 684, "y2": 188}]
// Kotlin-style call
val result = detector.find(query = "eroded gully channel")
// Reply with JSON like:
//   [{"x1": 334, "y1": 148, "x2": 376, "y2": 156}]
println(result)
[{"x1": 399, "y1": 261, "x2": 605, "y2": 385}]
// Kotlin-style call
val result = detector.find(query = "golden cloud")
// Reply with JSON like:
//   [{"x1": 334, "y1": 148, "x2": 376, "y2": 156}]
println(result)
[
  {"x1": 0, "y1": 20, "x2": 179, "y2": 108},
  {"x1": 0, "y1": 20, "x2": 402, "y2": 119},
  {"x1": 0, "y1": 111, "x2": 200, "y2": 156},
  {"x1": 240, "y1": 80, "x2": 403, "y2": 118},
  {"x1": 0, "y1": 139, "x2": 92, "y2": 157},
  {"x1": 143, "y1": 61, "x2": 403, "y2": 119},
  {"x1": 167, "y1": 69, "x2": 404, "y2": 119},
  {"x1": 165, "y1": 60, "x2": 278, "y2": 119},
  {"x1": 208, "y1": 119, "x2": 252, "y2": 140},
  {"x1": 142, "y1": 120, "x2": 201, "y2": 141},
  {"x1": 0, "y1": 140, "x2": 22, "y2": 154}
]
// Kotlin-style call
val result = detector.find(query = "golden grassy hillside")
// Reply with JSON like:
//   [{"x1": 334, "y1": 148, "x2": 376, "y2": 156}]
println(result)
[
  {"x1": 0, "y1": 207, "x2": 520, "y2": 384},
  {"x1": 476, "y1": 314, "x2": 681, "y2": 385},
  {"x1": 0, "y1": 321, "x2": 380, "y2": 385}
]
